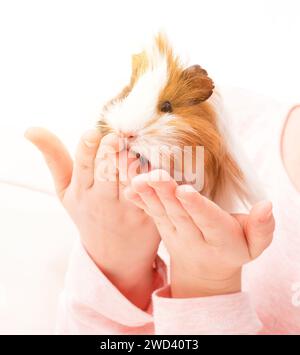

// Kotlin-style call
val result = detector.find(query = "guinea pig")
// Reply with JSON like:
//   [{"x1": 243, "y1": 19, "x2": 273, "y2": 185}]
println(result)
[{"x1": 97, "y1": 33, "x2": 262, "y2": 213}]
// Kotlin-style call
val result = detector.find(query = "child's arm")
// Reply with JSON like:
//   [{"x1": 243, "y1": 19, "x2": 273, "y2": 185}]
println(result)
[
  {"x1": 26, "y1": 129, "x2": 275, "y2": 335},
  {"x1": 126, "y1": 170, "x2": 275, "y2": 334},
  {"x1": 55, "y1": 240, "x2": 166, "y2": 334},
  {"x1": 25, "y1": 128, "x2": 163, "y2": 333}
]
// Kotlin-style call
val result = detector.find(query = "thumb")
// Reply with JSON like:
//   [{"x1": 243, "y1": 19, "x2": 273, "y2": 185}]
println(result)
[
  {"x1": 245, "y1": 201, "x2": 275, "y2": 259},
  {"x1": 25, "y1": 127, "x2": 73, "y2": 200}
]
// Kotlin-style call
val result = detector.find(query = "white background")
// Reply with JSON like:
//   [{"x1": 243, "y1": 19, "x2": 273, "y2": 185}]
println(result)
[{"x1": 0, "y1": 0, "x2": 299, "y2": 143}]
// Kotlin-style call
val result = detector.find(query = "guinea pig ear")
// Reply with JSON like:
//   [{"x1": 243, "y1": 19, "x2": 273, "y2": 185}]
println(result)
[{"x1": 181, "y1": 64, "x2": 214, "y2": 104}]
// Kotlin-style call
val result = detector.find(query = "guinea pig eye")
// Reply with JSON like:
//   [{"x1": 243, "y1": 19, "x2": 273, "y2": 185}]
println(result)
[
  {"x1": 160, "y1": 101, "x2": 173, "y2": 113},
  {"x1": 133, "y1": 151, "x2": 149, "y2": 168},
  {"x1": 134, "y1": 152, "x2": 149, "y2": 172}
]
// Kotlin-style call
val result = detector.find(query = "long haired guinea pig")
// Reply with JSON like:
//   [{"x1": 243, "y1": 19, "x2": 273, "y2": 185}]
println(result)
[{"x1": 97, "y1": 34, "x2": 263, "y2": 213}]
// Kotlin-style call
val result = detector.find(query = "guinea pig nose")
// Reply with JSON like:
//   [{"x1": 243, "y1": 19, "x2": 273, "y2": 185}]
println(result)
[{"x1": 119, "y1": 131, "x2": 135, "y2": 139}]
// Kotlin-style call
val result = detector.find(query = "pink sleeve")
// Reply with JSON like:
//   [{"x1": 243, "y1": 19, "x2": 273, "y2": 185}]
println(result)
[
  {"x1": 56, "y1": 241, "x2": 263, "y2": 335},
  {"x1": 243, "y1": 135, "x2": 300, "y2": 335},
  {"x1": 55, "y1": 240, "x2": 164, "y2": 335},
  {"x1": 152, "y1": 286, "x2": 262, "y2": 335},
  {"x1": 244, "y1": 238, "x2": 300, "y2": 334}
]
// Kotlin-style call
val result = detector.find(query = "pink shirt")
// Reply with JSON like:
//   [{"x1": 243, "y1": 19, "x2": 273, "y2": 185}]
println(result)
[{"x1": 56, "y1": 89, "x2": 300, "y2": 335}]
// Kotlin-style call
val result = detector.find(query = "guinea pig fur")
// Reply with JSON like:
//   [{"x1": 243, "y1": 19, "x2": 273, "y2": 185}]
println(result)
[{"x1": 97, "y1": 33, "x2": 263, "y2": 213}]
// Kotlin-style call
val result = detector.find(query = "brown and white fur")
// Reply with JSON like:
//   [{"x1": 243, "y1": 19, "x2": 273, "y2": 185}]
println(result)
[{"x1": 97, "y1": 34, "x2": 263, "y2": 213}]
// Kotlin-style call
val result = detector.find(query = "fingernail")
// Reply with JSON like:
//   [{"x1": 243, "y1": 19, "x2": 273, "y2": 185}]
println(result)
[
  {"x1": 176, "y1": 185, "x2": 196, "y2": 201},
  {"x1": 83, "y1": 129, "x2": 100, "y2": 147},
  {"x1": 24, "y1": 127, "x2": 35, "y2": 140},
  {"x1": 179, "y1": 185, "x2": 196, "y2": 193},
  {"x1": 24, "y1": 129, "x2": 30, "y2": 139},
  {"x1": 84, "y1": 140, "x2": 97, "y2": 148}
]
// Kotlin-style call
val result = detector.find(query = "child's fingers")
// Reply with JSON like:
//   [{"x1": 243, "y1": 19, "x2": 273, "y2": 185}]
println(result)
[
  {"x1": 123, "y1": 186, "x2": 148, "y2": 211},
  {"x1": 131, "y1": 174, "x2": 175, "y2": 235},
  {"x1": 245, "y1": 201, "x2": 275, "y2": 259},
  {"x1": 117, "y1": 149, "x2": 140, "y2": 203},
  {"x1": 73, "y1": 129, "x2": 102, "y2": 189},
  {"x1": 93, "y1": 133, "x2": 123, "y2": 199},
  {"x1": 146, "y1": 170, "x2": 201, "y2": 238},
  {"x1": 24, "y1": 127, "x2": 72, "y2": 200},
  {"x1": 175, "y1": 184, "x2": 234, "y2": 246}
]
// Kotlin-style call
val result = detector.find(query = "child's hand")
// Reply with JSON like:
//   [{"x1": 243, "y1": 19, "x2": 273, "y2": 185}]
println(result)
[
  {"x1": 125, "y1": 169, "x2": 275, "y2": 298},
  {"x1": 25, "y1": 128, "x2": 161, "y2": 309}
]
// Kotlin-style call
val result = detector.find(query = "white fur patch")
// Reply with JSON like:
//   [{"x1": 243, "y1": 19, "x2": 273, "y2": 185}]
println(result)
[{"x1": 104, "y1": 49, "x2": 168, "y2": 134}]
